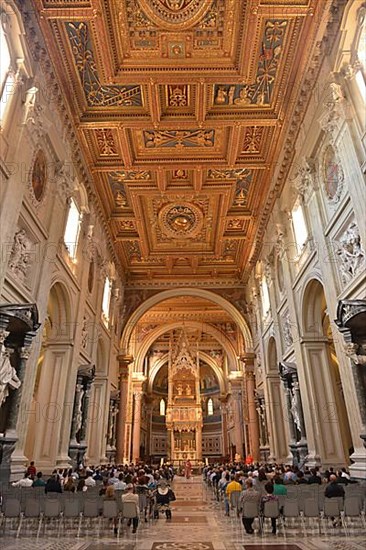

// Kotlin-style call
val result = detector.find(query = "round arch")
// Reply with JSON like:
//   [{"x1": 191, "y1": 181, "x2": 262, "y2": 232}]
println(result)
[
  {"x1": 301, "y1": 278, "x2": 326, "y2": 337},
  {"x1": 133, "y1": 320, "x2": 240, "y2": 375},
  {"x1": 147, "y1": 351, "x2": 228, "y2": 396},
  {"x1": 266, "y1": 336, "x2": 278, "y2": 375},
  {"x1": 47, "y1": 280, "x2": 73, "y2": 340},
  {"x1": 96, "y1": 337, "x2": 108, "y2": 375},
  {"x1": 120, "y1": 288, "x2": 253, "y2": 354}
]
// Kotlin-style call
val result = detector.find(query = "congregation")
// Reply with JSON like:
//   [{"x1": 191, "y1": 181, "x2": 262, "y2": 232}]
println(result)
[{"x1": 203, "y1": 461, "x2": 364, "y2": 535}]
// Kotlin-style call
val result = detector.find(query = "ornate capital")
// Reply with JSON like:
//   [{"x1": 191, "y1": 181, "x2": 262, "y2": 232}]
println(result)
[
  {"x1": 319, "y1": 81, "x2": 347, "y2": 142},
  {"x1": 294, "y1": 157, "x2": 317, "y2": 198},
  {"x1": 239, "y1": 352, "x2": 256, "y2": 369},
  {"x1": 54, "y1": 161, "x2": 77, "y2": 202},
  {"x1": 263, "y1": 253, "x2": 274, "y2": 285},
  {"x1": 117, "y1": 354, "x2": 134, "y2": 367}
]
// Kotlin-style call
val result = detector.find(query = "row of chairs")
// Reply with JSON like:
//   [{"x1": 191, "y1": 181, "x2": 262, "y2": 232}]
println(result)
[
  {"x1": 205, "y1": 478, "x2": 366, "y2": 537},
  {"x1": 229, "y1": 491, "x2": 365, "y2": 536},
  {"x1": 0, "y1": 492, "x2": 143, "y2": 538}
]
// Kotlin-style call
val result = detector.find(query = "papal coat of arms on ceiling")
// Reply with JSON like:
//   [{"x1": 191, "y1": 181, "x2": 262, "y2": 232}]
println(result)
[{"x1": 138, "y1": 0, "x2": 213, "y2": 30}]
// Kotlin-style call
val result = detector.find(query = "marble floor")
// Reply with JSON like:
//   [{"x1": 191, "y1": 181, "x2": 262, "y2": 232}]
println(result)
[{"x1": 1, "y1": 477, "x2": 365, "y2": 550}]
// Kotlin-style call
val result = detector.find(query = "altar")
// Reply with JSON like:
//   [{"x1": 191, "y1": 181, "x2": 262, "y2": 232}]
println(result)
[{"x1": 165, "y1": 331, "x2": 203, "y2": 462}]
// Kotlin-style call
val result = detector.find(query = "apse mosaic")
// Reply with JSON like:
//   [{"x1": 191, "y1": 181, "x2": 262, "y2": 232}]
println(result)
[
  {"x1": 65, "y1": 22, "x2": 143, "y2": 107},
  {"x1": 213, "y1": 19, "x2": 288, "y2": 107}
]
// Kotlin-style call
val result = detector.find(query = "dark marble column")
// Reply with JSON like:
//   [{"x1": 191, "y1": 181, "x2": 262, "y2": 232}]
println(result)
[
  {"x1": 0, "y1": 304, "x2": 40, "y2": 482},
  {"x1": 335, "y1": 300, "x2": 366, "y2": 448},
  {"x1": 68, "y1": 366, "x2": 95, "y2": 467},
  {"x1": 279, "y1": 361, "x2": 308, "y2": 465},
  {"x1": 69, "y1": 375, "x2": 84, "y2": 444}
]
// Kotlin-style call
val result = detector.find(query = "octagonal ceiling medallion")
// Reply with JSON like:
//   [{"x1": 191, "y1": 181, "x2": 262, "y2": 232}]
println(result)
[
  {"x1": 158, "y1": 202, "x2": 204, "y2": 239},
  {"x1": 138, "y1": 0, "x2": 213, "y2": 31}
]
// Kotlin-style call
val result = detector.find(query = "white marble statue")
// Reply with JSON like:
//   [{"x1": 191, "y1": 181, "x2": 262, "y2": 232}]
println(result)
[{"x1": 0, "y1": 346, "x2": 21, "y2": 408}]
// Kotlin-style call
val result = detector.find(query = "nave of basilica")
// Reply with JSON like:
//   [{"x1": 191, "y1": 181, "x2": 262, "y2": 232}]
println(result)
[{"x1": 0, "y1": 1, "x2": 366, "y2": 545}]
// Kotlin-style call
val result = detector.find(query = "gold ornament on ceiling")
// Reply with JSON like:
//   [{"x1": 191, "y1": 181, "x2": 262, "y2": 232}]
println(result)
[
  {"x1": 159, "y1": 202, "x2": 203, "y2": 239},
  {"x1": 138, "y1": 0, "x2": 213, "y2": 30}
]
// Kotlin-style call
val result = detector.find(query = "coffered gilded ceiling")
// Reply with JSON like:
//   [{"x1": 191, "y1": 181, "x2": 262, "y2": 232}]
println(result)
[{"x1": 34, "y1": 0, "x2": 322, "y2": 287}]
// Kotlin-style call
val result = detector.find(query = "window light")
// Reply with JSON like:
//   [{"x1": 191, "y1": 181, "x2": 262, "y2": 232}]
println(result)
[
  {"x1": 64, "y1": 198, "x2": 81, "y2": 260},
  {"x1": 292, "y1": 202, "x2": 308, "y2": 253}
]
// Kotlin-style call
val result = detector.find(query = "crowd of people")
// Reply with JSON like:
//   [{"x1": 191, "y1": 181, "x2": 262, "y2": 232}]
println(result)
[
  {"x1": 203, "y1": 461, "x2": 361, "y2": 534},
  {"x1": 8, "y1": 461, "x2": 176, "y2": 534},
  {"x1": 6, "y1": 458, "x2": 363, "y2": 536}
]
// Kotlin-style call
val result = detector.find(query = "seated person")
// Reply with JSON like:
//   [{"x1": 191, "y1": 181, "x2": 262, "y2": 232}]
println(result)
[
  {"x1": 239, "y1": 478, "x2": 260, "y2": 534},
  {"x1": 261, "y1": 482, "x2": 278, "y2": 535}
]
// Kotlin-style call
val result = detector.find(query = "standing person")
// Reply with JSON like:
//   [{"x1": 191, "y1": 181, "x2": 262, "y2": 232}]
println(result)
[
  {"x1": 26, "y1": 461, "x2": 36, "y2": 478},
  {"x1": 184, "y1": 459, "x2": 192, "y2": 479}
]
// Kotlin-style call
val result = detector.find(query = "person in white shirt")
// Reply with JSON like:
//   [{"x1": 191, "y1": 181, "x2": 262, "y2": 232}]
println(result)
[
  {"x1": 12, "y1": 474, "x2": 33, "y2": 487},
  {"x1": 122, "y1": 484, "x2": 139, "y2": 533},
  {"x1": 84, "y1": 473, "x2": 96, "y2": 487},
  {"x1": 114, "y1": 473, "x2": 127, "y2": 490}
]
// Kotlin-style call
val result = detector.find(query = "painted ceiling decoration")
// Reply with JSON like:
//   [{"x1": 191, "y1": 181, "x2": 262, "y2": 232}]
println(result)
[{"x1": 37, "y1": 0, "x2": 321, "y2": 287}]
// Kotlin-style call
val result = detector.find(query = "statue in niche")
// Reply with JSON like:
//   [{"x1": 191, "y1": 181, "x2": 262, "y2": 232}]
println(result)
[
  {"x1": 176, "y1": 383, "x2": 183, "y2": 396},
  {"x1": 0, "y1": 346, "x2": 21, "y2": 408},
  {"x1": 344, "y1": 342, "x2": 366, "y2": 365},
  {"x1": 185, "y1": 384, "x2": 192, "y2": 396},
  {"x1": 290, "y1": 388, "x2": 301, "y2": 434},
  {"x1": 75, "y1": 386, "x2": 85, "y2": 436},
  {"x1": 81, "y1": 317, "x2": 88, "y2": 349}
]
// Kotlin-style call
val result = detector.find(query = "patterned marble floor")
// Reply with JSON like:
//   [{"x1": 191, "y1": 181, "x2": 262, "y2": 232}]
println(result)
[{"x1": 1, "y1": 477, "x2": 365, "y2": 550}]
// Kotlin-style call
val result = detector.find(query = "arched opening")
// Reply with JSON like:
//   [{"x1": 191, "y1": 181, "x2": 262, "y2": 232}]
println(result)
[
  {"x1": 264, "y1": 336, "x2": 289, "y2": 462},
  {"x1": 119, "y1": 288, "x2": 253, "y2": 355},
  {"x1": 25, "y1": 282, "x2": 73, "y2": 468},
  {"x1": 301, "y1": 279, "x2": 353, "y2": 465}
]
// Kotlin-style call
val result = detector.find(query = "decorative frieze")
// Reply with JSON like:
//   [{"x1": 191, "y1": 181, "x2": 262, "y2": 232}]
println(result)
[{"x1": 319, "y1": 81, "x2": 347, "y2": 142}]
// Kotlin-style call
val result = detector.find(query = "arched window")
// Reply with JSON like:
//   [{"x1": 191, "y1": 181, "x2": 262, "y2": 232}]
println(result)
[
  {"x1": 355, "y1": 22, "x2": 366, "y2": 102},
  {"x1": 64, "y1": 197, "x2": 81, "y2": 260},
  {"x1": 0, "y1": 19, "x2": 15, "y2": 124},
  {"x1": 160, "y1": 398, "x2": 166, "y2": 416},
  {"x1": 261, "y1": 276, "x2": 270, "y2": 318},
  {"x1": 292, "y1": 201, "x2": 308, "y2": 254},
  {"x1": 207, "y1": 398, "x2": 214, "y2": 416},
  {"x1": 102, "y1": 276, "x2": 112, "y2": 322}
]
